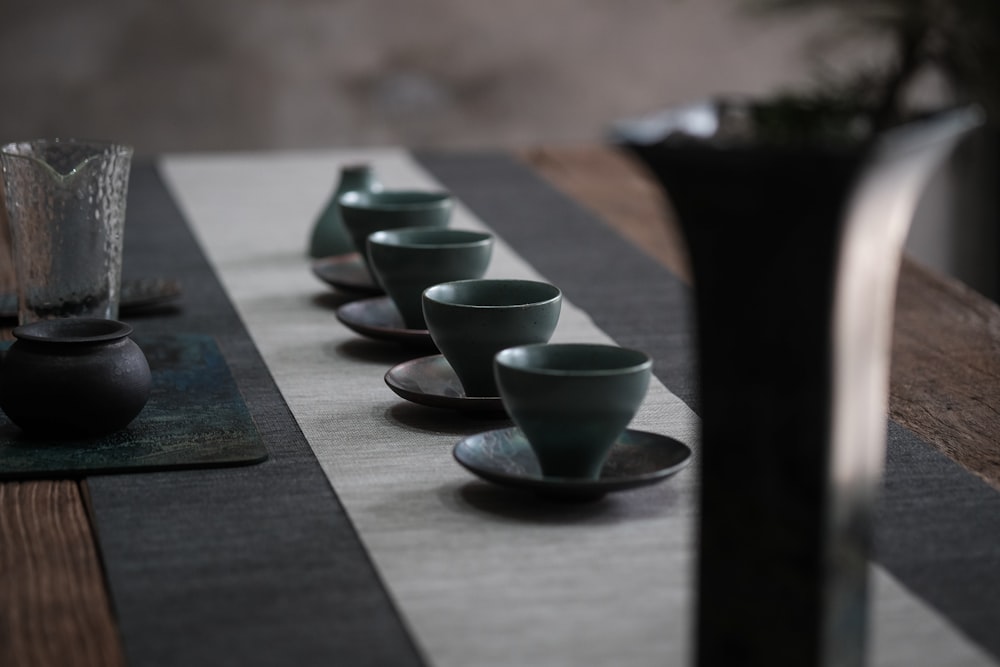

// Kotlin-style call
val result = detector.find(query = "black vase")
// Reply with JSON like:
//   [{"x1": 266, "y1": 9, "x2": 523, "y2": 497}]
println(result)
[
  {"x1": 0, "y1": 318, "x2": 152, "y2": 437},
  {"x1": 614, "y1": 100, "x2": 981, "y2": 667}
]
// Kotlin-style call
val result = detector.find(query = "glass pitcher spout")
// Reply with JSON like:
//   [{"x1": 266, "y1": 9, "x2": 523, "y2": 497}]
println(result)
[
  {"x1": 3, "y1": 139, "x2": 132, "y2": 180},
  {"x1": 1, "y1": 139, "x2": 133, "y2": 323}
]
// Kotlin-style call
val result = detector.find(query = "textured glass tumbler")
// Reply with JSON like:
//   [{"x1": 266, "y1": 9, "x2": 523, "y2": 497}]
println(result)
[{"x1": 0, "y1": 139, "x2": 132, "y2": 323}]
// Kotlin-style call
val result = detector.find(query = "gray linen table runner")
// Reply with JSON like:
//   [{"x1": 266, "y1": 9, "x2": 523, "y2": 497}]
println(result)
[
  {"x1": 146, "y1": 148, "x2": 995, "y2": 667},
  {"x1": 86, "y1": 161, "x2": 424, "y2": 667}
]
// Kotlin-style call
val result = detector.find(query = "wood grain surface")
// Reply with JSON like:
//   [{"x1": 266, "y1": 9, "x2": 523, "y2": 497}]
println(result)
[
  {"x1": 0, "y1": 481, "x2": 124, "y2": 667},
  {"x1": 0, "y1": 204, "x2": 123, "y2": 666},
  {"x1": 523, "y1": 144, "x2": 1000, "y2": 492}
]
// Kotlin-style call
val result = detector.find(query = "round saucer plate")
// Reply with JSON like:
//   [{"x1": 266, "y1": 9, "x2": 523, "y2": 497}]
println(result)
[
  {"x1": 384, "y1": 354, "x2": 505, "y2": 413},
  {"x1": 311, "y1": 253, "x2": 382, "y2": 295},
  {"x1": 453, "y1": 426, "x2": 692, "y2": 500},
  {"x1": 0, "y1": 277, "x2": 183, "y2": 319},
  {"x1": 336, "y1": 296, "x2": 434, "y2": 347}
]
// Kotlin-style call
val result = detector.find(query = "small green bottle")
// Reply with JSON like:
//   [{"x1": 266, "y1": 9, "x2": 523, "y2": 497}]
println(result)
[{"x1": 308, "y1": 164, "x2": 381, "y2": 258}]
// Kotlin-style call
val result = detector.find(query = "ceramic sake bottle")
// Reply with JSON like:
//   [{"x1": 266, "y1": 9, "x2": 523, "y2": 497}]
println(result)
[{"x1": 308, "y1": 164, "x2": 382, "y2": 258}]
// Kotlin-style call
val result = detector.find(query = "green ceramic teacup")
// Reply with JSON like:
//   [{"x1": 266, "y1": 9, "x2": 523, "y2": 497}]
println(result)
[
  {"x1": 422, "y1": 279, "x2": 562, "y2": 397},
  {"x1": 367, "y1": 228, "x2": 494, "y2": 330},
  {"x1": 339, "y1": 189, "x2": 453, "y2": 275},
  {"x1": 494, "y1": 343, "x2": 652, "y2": 479}
]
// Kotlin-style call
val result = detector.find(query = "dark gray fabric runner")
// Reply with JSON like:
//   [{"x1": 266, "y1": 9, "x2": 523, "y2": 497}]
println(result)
[
  {"x1": 86, "y1": 163, "x2": 425, "y2": 667},
  {"x1": 414, "y1": 151, "x2": 1000, "y2": 660}
]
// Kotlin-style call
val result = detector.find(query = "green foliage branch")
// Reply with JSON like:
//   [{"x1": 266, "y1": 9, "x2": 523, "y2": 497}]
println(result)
[{"x1": 743, "y1": 0, "x2": 999, "y2": 129}]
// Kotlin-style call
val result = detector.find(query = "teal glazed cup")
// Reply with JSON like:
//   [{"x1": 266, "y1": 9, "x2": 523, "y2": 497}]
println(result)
[
  {"x1": 367, "y1": 227, "x2": 494, "y2": 330},
  {"x1": 339, "y1": 189, "x2": 453, "y2": 275},
  {"x1": 494, "y1": 343, "x2": 652, "y2": 479},
  {"x1": 422, "y1": 279, "x2": 562, "y2": 397}
]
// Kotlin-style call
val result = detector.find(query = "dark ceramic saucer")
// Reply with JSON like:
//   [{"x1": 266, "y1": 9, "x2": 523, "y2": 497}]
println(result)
[
  {"x1": 311, "y1": 253, "x2": 382, "y2": 295},
  {"x1": 336, "y1": 296, "x2": 435, "y2": 347},
  {"x1": 453, "y1": 426, "x2": 692, "y2": 501},
  {"x1": 0, "y1": 277, "x2": 183, "y2": 320},
  {"x1": 384, "y1": 354, "x2": 505, "y2": 413}
]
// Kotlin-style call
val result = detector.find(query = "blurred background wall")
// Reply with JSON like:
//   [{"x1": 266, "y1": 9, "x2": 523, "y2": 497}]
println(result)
[
  {"x1": 3, "y1": 0, "x2": 993, "y2": 298},
  {"x1": 0, "y1": 0, "x2": 825, "y2": 154}
]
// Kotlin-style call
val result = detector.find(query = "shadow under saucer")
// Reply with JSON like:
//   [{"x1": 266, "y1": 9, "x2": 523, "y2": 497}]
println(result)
[
  {"x1": 336, "y1": 296, "x2": 436, "y2": 349},
  {"x1": 385, "y1": 355, "x2": 505, "y2": 414},
  {"x1": 453, "y1": 427, "x2": 692, "y2": 502},
  {"x1": 311, "y1": 252, "x2": 383, "y2": 296}
]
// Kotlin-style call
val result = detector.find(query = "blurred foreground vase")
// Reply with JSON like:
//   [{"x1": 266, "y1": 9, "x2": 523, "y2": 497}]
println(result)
[
  {"x1": 308, "y1": 164, "x2": 382, "y2": 258},
  {"x1": 614, "y1": 101, "x2": 981, "y2": 666}
]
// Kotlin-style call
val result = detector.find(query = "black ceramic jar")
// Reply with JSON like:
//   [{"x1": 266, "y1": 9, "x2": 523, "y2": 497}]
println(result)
[{"x1": 0, "y1": 318, "x2": 152, "y2": 437}]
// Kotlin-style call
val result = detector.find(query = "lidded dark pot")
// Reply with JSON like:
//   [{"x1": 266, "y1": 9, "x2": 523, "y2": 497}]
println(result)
[{"x1": 0, "y1": 318, "x2": 152, "y2": 436}]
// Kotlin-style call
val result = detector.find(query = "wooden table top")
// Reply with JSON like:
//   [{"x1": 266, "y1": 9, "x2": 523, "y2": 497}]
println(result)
[{"x1": 2, "y1": 145, "x2": 999, "y2": 666}]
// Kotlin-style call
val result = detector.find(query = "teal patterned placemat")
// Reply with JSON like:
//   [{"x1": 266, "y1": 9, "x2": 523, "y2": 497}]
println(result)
[{"x1": 0, "y1": 334, "x2": 268, "y2": 478}]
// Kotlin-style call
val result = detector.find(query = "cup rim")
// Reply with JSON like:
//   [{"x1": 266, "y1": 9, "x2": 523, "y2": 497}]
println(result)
[
  {"x1": 0, "y1": 138, "x2": 133, "y2": 180},
  {"x1": 368, "y1": 227, "x2": 492, "y2": 249},
  {"x1": 339, "y1": 189, "x2": 452, "y2": 211},
  {"x1": 12, "y1": 318, "x2": 133, "y2": 344},
  {"x1": 495, "y1": 343, "x2": 652, "y2": 377},
  {"x1": 1, "y1": 138, "x2": 133, "y2": 158},
  {"x1": 423, "y1": 279, "x2": 561, "y2": 309}
]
